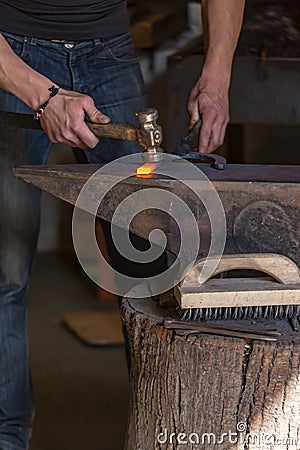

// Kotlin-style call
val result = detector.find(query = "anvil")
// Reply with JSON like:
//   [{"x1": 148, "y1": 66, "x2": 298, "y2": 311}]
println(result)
[{"x1": 14, "y1": 161, "x2": 300, "y2": 267}]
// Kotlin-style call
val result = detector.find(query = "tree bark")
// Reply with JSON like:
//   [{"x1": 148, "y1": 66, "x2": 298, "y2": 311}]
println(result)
[{"x1": 122, "y1": 297, "x2": 300, "y2": 450}]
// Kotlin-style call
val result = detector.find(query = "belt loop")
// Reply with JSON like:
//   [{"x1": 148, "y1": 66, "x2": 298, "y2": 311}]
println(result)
[
  {"x1": 27, "y1": 37, "x2": 37, "y2": 45},
  {"x1": 94, "y1": 38, "x2": 101, "y2": 46}
]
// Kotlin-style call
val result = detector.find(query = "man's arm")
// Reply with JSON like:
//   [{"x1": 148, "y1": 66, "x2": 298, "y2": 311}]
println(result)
[
  {"x1": 187, "y1": 0, "x2": 245, "y2": 154},
  {"x1": 0, "y1": 34, "x2": 110, "y2": 149}
]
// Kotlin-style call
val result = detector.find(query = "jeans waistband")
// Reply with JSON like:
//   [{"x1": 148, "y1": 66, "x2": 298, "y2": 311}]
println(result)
[{"x1": 1, "y1": 31, "x2": 101, "y2": 46}]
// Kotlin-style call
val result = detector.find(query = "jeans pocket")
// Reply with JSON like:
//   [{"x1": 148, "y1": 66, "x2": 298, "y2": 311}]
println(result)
[
  {"x1": 101, "y1": 32, "x2": 139, "y2": 63},
  {"x1": 2, "y1": 33, "x2": 30, "y2": 62}
]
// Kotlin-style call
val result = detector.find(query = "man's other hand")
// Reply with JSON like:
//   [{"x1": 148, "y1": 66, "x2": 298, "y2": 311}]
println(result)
[{"x1": 187, "y1": 77, "x2": 229, "y2": 154}]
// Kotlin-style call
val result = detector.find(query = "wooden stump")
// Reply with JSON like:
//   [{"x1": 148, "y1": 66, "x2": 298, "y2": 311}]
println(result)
[{"x1": 121, "y1": 297, "x2": 300, "y2": 450}]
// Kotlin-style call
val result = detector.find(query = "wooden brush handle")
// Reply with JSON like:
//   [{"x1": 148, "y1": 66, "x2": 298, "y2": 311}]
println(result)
[{"x1": 183, "y1": 253, "x2": 300, "y2": 286}]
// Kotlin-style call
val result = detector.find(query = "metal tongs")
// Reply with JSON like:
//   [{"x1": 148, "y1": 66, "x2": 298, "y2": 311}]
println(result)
[{"x1": 172, "y1": 119, "x2": 226, "y2": 170}]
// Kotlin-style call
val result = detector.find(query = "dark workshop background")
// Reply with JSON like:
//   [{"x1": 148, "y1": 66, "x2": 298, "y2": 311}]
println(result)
[{"x1": 24, "y1": 1, "x2": 300, "y2": 450}]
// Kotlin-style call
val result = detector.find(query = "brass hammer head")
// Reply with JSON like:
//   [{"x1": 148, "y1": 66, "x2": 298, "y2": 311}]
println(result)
[{"x1": 135, "y1": 108, "x2": 163, "y2": 162}]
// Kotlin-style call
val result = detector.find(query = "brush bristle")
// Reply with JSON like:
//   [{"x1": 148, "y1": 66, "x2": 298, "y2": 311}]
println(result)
[{"x1": 178, "y1": 305, "x2": 300, "y2": 321}]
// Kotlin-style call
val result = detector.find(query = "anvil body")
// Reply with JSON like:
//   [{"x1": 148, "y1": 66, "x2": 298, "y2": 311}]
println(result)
[{"x1": 14, "y1": 163, "x2": 300, "y2": 266}]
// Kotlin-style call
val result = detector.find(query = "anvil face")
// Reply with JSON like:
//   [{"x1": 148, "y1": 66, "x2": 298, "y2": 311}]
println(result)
[{"x1": 14, "y1": 162, "x2": 300, "y2": 266}]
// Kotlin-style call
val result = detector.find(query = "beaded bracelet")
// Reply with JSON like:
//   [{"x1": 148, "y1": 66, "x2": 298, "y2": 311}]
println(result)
[{"x1": 34, "y1": 85, "x2": 60, "y2": 120}]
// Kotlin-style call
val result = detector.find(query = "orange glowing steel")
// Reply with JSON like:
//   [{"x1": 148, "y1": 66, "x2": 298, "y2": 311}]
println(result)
[{"x1": 136, "y1": 163, "x2": 157, "y2": 176}]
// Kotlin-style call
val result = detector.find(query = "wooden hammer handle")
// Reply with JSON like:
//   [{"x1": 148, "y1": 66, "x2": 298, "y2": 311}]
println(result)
[
  {"x1": 86, "y1": 122, "x2": 138, "y2": 141},
  {"x1": 0, "y1": 110, "x2": 139, "y2": 142}
]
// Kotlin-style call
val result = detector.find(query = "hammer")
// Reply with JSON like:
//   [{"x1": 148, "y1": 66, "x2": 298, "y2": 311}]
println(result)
[{"x1": 0, "y1": 107, "x2": 163, "y2": 162}]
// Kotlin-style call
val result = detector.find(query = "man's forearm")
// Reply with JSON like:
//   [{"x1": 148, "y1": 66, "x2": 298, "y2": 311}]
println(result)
[
  {"x1": 0, "y1": 34, "x2": 54, "y2": 110},
  {"x1": 201, "y1": 0, "x2": 245, "y2": 87},
  {"x1": 186, "y1": 0, "x2": 245, "y2": 153},
  {"x1": 0, "y1": 34, "x2": 110, "y2": 149}
]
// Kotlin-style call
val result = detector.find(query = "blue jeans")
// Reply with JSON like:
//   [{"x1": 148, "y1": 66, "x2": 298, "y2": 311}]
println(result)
[{"x1": 0, "y1": 31, "x2": 147, "y2": 450}]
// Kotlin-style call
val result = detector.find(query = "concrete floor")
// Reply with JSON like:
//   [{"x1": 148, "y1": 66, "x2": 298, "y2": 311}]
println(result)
[{"x1": 27, "y1": 253, "x2": 129, "y2": 450}]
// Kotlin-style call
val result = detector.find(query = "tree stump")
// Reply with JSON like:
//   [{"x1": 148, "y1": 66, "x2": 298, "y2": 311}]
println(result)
[{"x1": 121, "y1": 296, "x2": 300, "y2": 450}]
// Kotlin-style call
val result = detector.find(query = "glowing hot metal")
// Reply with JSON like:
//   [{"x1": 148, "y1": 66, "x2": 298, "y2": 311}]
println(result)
[{"x1": 136, "y1": 163, "x2": 158, "y2": 177}]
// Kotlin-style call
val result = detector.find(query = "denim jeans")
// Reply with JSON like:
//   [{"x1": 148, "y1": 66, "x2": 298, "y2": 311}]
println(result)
[{"x1": 0, "y1": 31, "x2": 147, "y2": 450}]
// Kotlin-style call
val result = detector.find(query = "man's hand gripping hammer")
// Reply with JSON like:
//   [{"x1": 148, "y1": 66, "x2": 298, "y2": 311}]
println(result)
[{"x1": 0, "y1": 107, "x2": 163, "y2": 161}]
